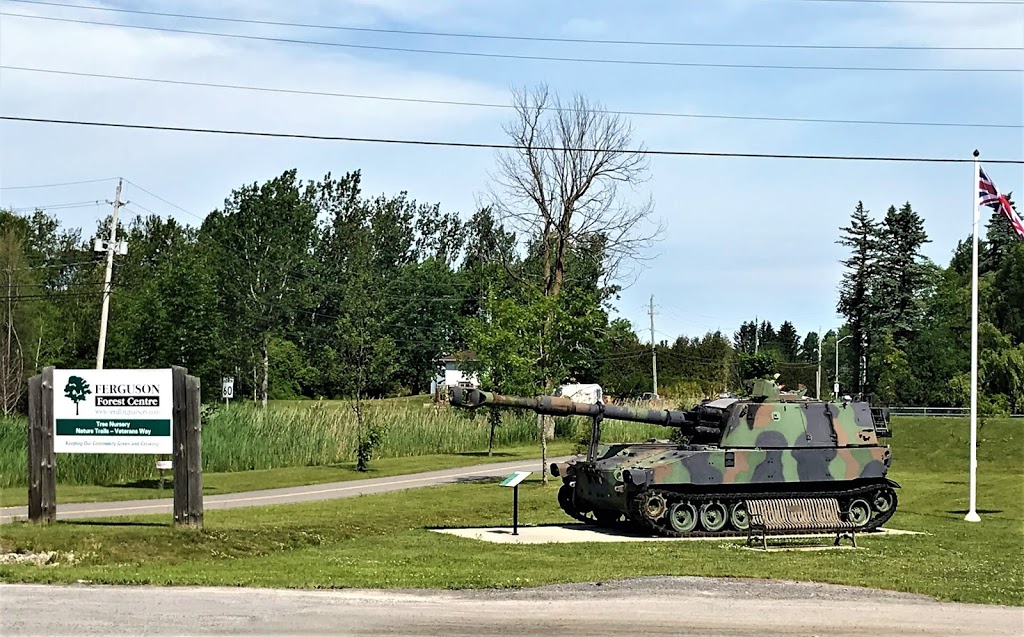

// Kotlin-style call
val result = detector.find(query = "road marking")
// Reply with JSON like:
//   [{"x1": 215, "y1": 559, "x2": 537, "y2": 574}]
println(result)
[{"x1": 0, "y1": 460, "x2": 550, "y2": 521}]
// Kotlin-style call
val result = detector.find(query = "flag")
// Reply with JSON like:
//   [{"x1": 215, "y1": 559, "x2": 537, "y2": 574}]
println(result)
[{"x1": 979, "y1": 166, "x2": 1024, "y2": 240}]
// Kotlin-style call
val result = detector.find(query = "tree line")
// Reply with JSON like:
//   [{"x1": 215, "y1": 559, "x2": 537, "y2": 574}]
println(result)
[
  {"x1": 833, "y1": 200, "x2": 1023, "y2": 414},
  {"x1": 0, "y1": 86, "x2": 1020, "y2": 418}
]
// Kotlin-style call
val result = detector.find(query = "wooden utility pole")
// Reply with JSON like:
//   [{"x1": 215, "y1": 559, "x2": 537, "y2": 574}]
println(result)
[
  {"x1": 96, "y1": 178, "x2": 126, "y2": 369},
  {"x1": 649, "y1": 295, "x2": 658, "y2": 398},
  {"x1": 816, "y1": 326, "x2": 822, "y2": 399}
]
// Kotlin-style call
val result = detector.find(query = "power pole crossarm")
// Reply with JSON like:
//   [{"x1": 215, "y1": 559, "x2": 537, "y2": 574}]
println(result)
[{"x1": 96, "y1": 178, "x2": 126, "y2": 370}]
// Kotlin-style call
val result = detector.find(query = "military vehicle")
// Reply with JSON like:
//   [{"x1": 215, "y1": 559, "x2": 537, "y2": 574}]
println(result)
[{"x1": 449, "y1": 379, "x2": 897, "y2": 537}]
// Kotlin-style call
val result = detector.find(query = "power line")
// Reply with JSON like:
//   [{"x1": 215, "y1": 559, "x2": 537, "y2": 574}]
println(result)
[
  {"x1": 122, "y1": 179, "x2": 204, "y2": 222},
  {"x1": 3, "y1": 12, "x2": 1019, "y2": 74},
  {"x1": 777, "y1": 0, "x2": 1023, "y2": 4},
  {"x1": 5, "y1": 65, "x2": 1018, "y2": 130},
  {"x1": 4, "y1": 115, "x2": 1022, "y2": 164},
  {"x1": 7, "y1": 0, "x2": 1019, "y2": 51},
  {"x1": 5, "y1": 199, "x2": 105, "y2": 212},
  {"x1": 0, "y1": 177, "x2": 116, "y2": 190}
]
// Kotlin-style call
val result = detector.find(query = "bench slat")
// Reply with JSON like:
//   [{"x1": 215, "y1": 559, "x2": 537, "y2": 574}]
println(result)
[{"x1": 743, "y1": 496, "x2": 859, "y2": 550}]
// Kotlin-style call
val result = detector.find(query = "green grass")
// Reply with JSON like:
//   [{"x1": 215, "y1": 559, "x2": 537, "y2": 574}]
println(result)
[
  {"x1": 0, "y1": 417, "x2": 1021, "y2": 604},
  {"x1": 0, "y1": 398, "x2": 667, "y2": 489},
  {"x1": 0, "y1": 442, "x2": 576, "y2": 507}
]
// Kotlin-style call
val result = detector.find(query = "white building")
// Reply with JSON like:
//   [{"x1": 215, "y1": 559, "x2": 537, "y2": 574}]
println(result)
[{"x1": 431, "y1": 351, "x2": 480, "y2": 396}]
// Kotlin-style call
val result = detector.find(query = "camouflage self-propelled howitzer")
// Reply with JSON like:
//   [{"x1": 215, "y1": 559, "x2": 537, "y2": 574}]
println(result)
[{"x1": 449, "y1": 380, "x2": 898, "y2": 537}]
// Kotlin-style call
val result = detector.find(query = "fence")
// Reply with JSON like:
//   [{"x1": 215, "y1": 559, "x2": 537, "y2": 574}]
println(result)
[{"x1": 888, "y1": 406, "x2": 1023, "y2": 418}]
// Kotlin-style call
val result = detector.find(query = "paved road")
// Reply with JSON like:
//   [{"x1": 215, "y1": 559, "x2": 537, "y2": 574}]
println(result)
[
  {"x1": 2, "y1": 578, "x2": 1020, "y2": 636},
  {"x1": 0, "y1": 457, "x2": 566, "y2": 523}
]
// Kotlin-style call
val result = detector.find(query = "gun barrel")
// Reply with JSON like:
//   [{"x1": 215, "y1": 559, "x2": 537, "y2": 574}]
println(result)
[{"x1": 449, "y1": 387, "x2": 693, "y2": 427}]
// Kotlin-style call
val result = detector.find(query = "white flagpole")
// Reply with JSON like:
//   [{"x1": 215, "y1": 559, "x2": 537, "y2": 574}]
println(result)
[{"x1": 965, "y1": 149, "x2": 981, "y2": 523}]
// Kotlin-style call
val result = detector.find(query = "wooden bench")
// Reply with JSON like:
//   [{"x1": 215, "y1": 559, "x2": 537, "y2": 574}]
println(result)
[{"x1": 744, "y1": 497, "x2": 858, "y2": 550}]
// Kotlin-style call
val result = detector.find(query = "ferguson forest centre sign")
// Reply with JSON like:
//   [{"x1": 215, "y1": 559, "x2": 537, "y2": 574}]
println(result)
[{"x1": 53, "y1": 369, "x2": 173, "y2": 454}]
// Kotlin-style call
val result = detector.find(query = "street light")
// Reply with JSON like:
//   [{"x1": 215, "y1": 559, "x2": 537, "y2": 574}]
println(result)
[{"x1": 835, "y1": 335, "x2": 852, "y2": 399}]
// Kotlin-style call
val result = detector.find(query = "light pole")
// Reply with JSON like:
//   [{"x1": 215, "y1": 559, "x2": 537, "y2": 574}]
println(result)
[{"x1": 834, "y1": 334, "x2": 852, "y2": 399}]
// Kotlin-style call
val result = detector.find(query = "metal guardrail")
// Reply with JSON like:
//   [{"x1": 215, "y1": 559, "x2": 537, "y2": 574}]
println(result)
[{"x1": 888, "y1": 407, "x2": 1023, "y2": 418}]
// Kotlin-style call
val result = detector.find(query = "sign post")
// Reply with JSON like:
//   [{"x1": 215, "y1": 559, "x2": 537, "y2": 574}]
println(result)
[
  {"x1": 499, "y1": 471, "x2": 531, "y2": 535},
  {"x1": 222, "y1": 376, "x2": 234, "y2": 408}
]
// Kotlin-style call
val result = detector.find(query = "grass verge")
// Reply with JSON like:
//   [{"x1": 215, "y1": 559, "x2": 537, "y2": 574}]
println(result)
[
  {"x1": 0, "y1": 442, "x2": 576, "y2": 507},
  {"x1": 0, "y1": 418, "x2": 1020, "y2": 605}
]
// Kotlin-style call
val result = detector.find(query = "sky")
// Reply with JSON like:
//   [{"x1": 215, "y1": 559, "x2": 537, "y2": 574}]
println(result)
[{"x1": 1, "y1": 0, "x2": 1022, "y2": 345}]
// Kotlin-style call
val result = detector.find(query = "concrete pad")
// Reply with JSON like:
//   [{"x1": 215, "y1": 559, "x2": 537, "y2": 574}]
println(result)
[{"x1": 431, "y1": 524, "x2": 924, "y2": 544}]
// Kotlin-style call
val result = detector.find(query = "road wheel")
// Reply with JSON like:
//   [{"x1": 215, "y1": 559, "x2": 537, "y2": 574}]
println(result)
[
  {"x1": 729, "y1": 502, "x2": 750, "y2": 531},
  {"x1": 699, "y1": 502, "x2": 728, "y2": 532},
  {"x1": 668, "y1": 501, "x2": 698, "y2": 533},
  {"x1": 847, "y1": 498, "x2": 872, "y2": 527}
]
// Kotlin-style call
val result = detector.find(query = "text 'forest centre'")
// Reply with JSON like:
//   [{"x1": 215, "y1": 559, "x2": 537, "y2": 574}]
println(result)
[{"x1": 95, "y1": 396, "x2": 161, "y2": 407}]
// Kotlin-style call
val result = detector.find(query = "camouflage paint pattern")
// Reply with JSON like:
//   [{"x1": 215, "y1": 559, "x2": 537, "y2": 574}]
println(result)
[
  {"x1": 564, "y1": 397, "x2": 892, "y2": 513},
  {"x1": 450, "y1": 382, "x2": 894, "y2": 518}
]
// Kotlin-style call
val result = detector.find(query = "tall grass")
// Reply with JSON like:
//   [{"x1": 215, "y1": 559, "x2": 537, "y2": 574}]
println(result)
[{"x1": 0, "y1": 400, "x2": 674, "y2": 488}]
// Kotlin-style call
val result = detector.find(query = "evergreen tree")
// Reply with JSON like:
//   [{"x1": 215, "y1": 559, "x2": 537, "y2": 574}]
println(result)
[
  {"x1": 874, "y1": 202, "x2": 930, "y2": 348},
  {"x1": 837, "y1": 201, "x2": 879, "y2": 394},
  {"x1": 777, "y1": 321, "x2": 800, "y2": 362},
  {"x1": 732, "y1": 320, "x2": 757, "y2": 354},
  {"x1": 757, "y1": 320, "x2": 777, "y2": 354},
  {"x1": 982, "y1": 193, "x2": 1017, "y2": 275},
  {"x1": 799, "y1": 332, "x2": 819, "y2": 364}
]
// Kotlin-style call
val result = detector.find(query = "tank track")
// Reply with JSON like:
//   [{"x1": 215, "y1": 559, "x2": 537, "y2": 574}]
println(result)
[
  {"x1": 558, "y1": 481, "x2": 897, "y2": 538},
  {"x1": 624, "y1": 483, "x2": 898, "y2": 538}
]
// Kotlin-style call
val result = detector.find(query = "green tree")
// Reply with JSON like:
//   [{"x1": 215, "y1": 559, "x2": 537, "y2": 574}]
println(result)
[
  {"x1": 874, "y1": 202, "x2": 931, "y2": 349},
  {"x1": 202, "y1": 169, "x2": 317, "y2": 407},
  {"x1": 837, "y1": 201, "x2": 879, "y2": 395},
  {"x1": 732, "y1": 320, "x2": 757, "y2": 355},
  {"x1": 776, "y1": 321, "x2": 800, "y2": 362}
]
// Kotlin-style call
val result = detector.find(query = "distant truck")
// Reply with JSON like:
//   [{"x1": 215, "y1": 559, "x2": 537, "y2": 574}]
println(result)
[{"x1": 554, "y1": 383, "x2": 603, "y2": 404}]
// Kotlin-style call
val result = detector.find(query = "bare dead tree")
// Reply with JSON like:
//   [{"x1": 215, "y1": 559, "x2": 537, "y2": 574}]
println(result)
[
  {"x1": 490, "y1": 83, "x2": 660, "y2": 297},
  {"x1": 0, "y1": 264, "x2": 25, "y2": 416},
  {"x1": 487, "y1": 84, "x2": 661, "y2": 482}
]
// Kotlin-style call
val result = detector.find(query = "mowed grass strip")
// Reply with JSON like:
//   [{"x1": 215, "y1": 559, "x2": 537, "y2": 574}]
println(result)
[
  {"x1": 0, "y1": 442, "x2": 578, "y2": 507},
  {"x1": 0, "y1": 418, "x2": 1020, "y2": 605},
  {"x1": 0, "y1": 398, "x2": 667, "y2": 490}
]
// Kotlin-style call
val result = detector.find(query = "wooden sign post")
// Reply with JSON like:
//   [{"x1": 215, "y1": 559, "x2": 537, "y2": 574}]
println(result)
[{"x1": 26, "y1": 368, "x2": 56, "y2": 523}]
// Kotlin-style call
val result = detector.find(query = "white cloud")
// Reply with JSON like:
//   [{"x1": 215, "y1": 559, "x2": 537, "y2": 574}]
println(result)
[{"x1": 0, "y1": 5, "x2": 509, "y2": 217}]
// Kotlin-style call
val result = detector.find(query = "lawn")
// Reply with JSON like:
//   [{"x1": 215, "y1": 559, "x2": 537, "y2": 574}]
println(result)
[
  {"x1": 0, "y1": 442, "x2": 577, "y2": 507},
  {"x1": 0, "y1": 417, "x2": 1020, "y2": 606}
]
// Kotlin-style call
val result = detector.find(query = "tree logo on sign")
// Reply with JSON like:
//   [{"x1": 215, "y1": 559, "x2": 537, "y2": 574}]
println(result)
[{"x1": 64, "y1": 376, "x2": 91, "y2": 415}]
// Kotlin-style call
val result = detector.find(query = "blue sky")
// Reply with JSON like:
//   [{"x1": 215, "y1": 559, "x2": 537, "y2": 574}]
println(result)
[{"x1": 1, "y1": 0, "x2": 1021, "y2": 344}]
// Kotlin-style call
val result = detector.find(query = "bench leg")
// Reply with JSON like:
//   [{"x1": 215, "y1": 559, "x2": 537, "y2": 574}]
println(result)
[{"x1": 834, "y1": 531, "x2": 856, "y2": 548}]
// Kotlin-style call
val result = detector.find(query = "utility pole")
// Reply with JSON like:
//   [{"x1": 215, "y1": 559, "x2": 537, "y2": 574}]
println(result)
[
  {"x1": 835, "y1": 334, "x2": 852, "y2": 399},
  {"x1": 95, "y1": 178, "x2": 127, "y2": 369},
  {"x1": 816, "y1": 326, "x2": 822, "y2": 399},
  {"x1": 649, "y1": 295, "x2": 658, "y2": 398},
  {"x1": 754, "y1": 315, "x2": 759, "y2": 354}
]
